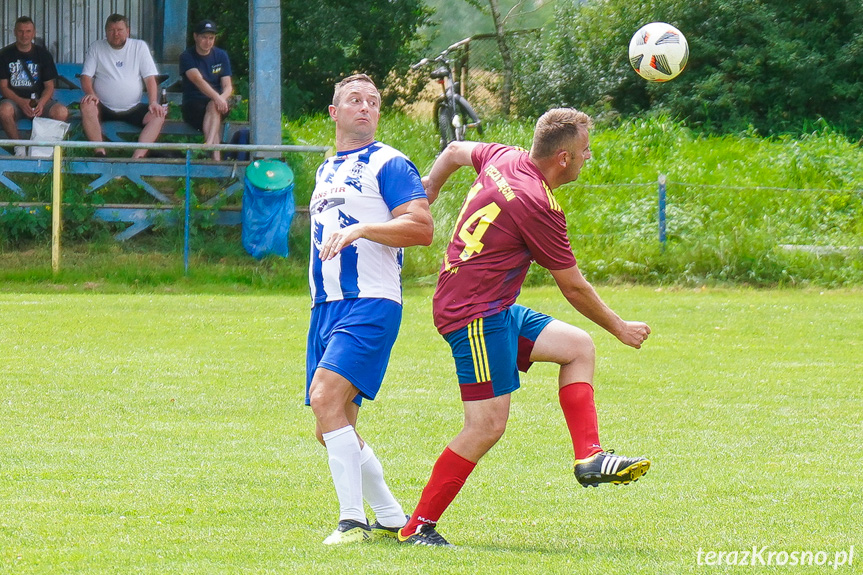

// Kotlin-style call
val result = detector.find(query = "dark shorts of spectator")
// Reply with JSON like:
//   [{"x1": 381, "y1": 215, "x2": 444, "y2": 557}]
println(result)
[
  {"x1": 98, "y1": 102, "x2": 149, "y2": 127},
  {"x1": 182, "y1": 99, "x2": 224, "y2": 132},
  {"x1": 3, "y1": 98, "x2": 64, "y2": 120}
]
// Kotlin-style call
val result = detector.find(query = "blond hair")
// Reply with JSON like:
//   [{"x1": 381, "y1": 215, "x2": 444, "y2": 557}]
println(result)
[{"x1": 531, "y1": 108, "x2": 593, "y2": 159}]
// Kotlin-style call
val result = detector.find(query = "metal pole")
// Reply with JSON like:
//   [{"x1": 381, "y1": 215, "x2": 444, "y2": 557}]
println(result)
[
  {"x1": 184, "y1": 149, "x2": 191, "y2": 275},
  {"x1": 658, "y1": 174, "x2": 667, "y2": 250},
  {"x1": 249, "y1": 0, "x2": 283, "y2": 153},
  {"x1": 51, "y1": 145, "x2": 63, "y2": 273}
]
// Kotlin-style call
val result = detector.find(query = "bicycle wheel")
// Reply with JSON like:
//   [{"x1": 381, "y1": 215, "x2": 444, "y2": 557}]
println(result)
[{"x1": 434, "y1": 100, "x2": 456, "y2": 152}]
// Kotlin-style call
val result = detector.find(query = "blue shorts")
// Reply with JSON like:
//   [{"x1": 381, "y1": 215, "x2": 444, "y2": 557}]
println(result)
[
  {"x1": 442, "y1": 305, "x2": 554, "y2": 401},
  {"x1": 306, "y1": 298, "x2": 402, "y2": 406}
]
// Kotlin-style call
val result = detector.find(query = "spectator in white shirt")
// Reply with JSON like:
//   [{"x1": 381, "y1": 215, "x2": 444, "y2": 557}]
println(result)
[{"x1": 79, "y1": 13, "x2": 166, "y2": 158}]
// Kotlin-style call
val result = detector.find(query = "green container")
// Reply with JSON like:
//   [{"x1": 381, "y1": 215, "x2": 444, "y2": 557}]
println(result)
[{"x1": 245, "y1": 159, "x2": 294, "y2": 190}]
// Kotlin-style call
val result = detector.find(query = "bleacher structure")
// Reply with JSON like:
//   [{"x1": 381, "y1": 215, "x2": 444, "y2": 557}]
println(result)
[{"x1": 0, "y1": 0, "x2": 286, "y2": 240}]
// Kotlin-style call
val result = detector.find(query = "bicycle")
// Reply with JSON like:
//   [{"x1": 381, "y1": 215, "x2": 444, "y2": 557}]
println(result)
[{"x1": 412, "y1": 39, "x2": 483, "y2": 153}]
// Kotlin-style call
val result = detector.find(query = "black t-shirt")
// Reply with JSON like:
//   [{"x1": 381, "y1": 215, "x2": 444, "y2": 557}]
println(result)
[{"x1": 0, "y1": 43, "x2": 59, "y2": 99}]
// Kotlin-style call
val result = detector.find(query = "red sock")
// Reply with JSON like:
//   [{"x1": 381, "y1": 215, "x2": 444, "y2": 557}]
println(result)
[
  {"x1": 401, "y1": 447, "x2": 476, "y2": 535},
  {"x1": 559, "y1": 382, "x2": 603, "y2": 460}
]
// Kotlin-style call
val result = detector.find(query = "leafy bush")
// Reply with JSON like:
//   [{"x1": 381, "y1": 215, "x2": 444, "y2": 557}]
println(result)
[
  {"x1": 0, "y1": 177, "x2": 108, "y2": 247},
  {"x1": 0, "y1": 205, "x2": 50, "y2": 244},
  {"x1": 188, "y1": 0, "x2": 432, "y2": 115},
  {"x1": 2, "y1": 115, "x2": 862, "y2": 287},
  {"x1": 521, "y1": 0, "x2": 863, "y2": 139},
  {"x1": 394, "y1": 114, "x2": 863, "y2": 287}
]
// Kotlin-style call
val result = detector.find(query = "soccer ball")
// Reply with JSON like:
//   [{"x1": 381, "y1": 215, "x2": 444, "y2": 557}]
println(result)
[{"x1": 628, "y1": 22, "x2": 689, "y2": 82}]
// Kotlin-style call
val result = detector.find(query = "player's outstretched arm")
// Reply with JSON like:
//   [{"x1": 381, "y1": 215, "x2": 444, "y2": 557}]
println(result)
[
  {"x1": 549, "y1": 265, "x2": 651, "y2": 349},
  {"x1": 318, "y1": 198, "x2": 433, "y2": 260},
  {"x1": 424, "y1": 141, "x2": 480, "y2": 204}
]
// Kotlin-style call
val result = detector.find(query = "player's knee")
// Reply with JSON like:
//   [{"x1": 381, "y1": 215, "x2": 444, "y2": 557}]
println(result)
[
  {"x1": 307, "y1": 386, "x2": 331, "y2": 415},
  {"x1": 466, "y1": 414, "x2": 507, "y2": 444},
  {"x1": 487, "y1": 418, "x2": 507, "y2": 442},
  {"x1": 308, "y1": 382, "x2": 349, "y2": 422},
  {"x1": 566, "y1": 329, "x2": 595, "y2": 364}
]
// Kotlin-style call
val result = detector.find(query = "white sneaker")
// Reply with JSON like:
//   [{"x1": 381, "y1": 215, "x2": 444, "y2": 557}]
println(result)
[
  {"x1": 14, "y1": 146, "x2": 26, "y2": 157},
  {"x1": 322, "y1": 519, "x2": 371, "y2": 545}
]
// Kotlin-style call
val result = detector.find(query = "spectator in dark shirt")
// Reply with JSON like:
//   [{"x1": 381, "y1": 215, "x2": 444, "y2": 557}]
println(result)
[
  {"x1": 179, "y1": 20, "x2": 233, "y2": 161},
  {"x1": 0, "y1": 16, "x2": 69, "y2": 156}
]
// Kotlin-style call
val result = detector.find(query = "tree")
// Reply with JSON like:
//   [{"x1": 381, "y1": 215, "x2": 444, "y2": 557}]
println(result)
[
  {"x1": 462, "y1": 0, "x2": 545, "y2": 117},
  {"x1": 526, "y1": 0, "x2": 863, "y2": 138},
  {"x1": 486, "y1": 0, "x2": 515, "y2": 117},
  {"x1": 189, "y1": 0, "x2": 430, "y2": 116}
]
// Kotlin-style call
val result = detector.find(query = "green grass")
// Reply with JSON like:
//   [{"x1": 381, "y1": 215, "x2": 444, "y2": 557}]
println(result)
[
  {"x1": 2, "y1": 286, "x2": 861, "y2": 573},
  {"x1": 3, "y1": 114, "x2": 863, "y2": 286},
  {"x1": 290, "y1": 114, "x2": 863, "y2": 286}
]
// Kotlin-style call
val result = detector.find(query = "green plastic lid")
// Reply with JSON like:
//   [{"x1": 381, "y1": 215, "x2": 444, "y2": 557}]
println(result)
[{"x1": 245, "y1": 159, "x2": 294, "y2": 190}]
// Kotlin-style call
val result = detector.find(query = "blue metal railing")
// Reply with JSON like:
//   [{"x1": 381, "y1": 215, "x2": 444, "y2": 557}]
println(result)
[{"x1": 0, "y1": 138, "x2": 331, "y2": 274}]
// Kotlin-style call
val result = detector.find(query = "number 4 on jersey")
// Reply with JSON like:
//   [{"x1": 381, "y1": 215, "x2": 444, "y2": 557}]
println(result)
[{"x1": 453, "y1": 183, "x2": 502, "y2": 261}]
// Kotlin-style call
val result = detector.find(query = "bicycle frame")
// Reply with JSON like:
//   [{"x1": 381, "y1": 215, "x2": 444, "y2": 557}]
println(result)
[{"x1": 412, "y1": 40, "x2": 483, "y2": 152}]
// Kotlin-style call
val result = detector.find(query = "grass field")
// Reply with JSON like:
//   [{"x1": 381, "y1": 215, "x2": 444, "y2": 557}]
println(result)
[
  {"x1": 1, "y1": 286, "x2": 861, "y2": 573},
  {"x1": 4, "y1": 115, "x2": 862, "y2": 287}
]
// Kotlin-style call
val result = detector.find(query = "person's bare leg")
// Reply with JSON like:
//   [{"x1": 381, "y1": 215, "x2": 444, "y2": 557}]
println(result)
[
  {"x1": 80, "y1": 99, "x2": 106, "y2": 156},
  {"x1": 133, "y1": 112, "x2": 166, "y2": 158},
  {"x1": 202, "y1": 101, "x2": 224, "y2": 161},
  {"x1": 0, "y1": 101, "x2": 20, "y2": 140},
  {"x1": 49, "y1": 104, "x2": 70, "y2": 122}
]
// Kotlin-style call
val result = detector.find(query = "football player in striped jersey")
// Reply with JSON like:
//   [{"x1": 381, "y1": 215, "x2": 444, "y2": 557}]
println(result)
[
  {"x1": 398, "y1": 108, "x2": 651, "y2": 547},
  {"x1": 305, "y1": 74, "x2": 433, "y2": 545}
]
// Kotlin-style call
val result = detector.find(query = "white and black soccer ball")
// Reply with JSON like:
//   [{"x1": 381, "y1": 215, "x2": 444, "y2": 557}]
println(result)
[{"x1": 628, "y1": 22, "x2": 689, "y2": 82}]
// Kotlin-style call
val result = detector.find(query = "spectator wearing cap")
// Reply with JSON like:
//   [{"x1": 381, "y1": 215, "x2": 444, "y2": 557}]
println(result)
[{"x1": 179, "y1": 20, "x2": 233, "y2": 161}]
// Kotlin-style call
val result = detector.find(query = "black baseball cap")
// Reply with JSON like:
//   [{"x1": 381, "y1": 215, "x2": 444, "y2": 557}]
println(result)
[{"x1": 194, "y1": 20, "x2": 218, "y2": 34}]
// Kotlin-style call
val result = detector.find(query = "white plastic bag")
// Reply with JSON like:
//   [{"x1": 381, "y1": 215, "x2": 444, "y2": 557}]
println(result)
[{"x1": 30, "y1": 116, "x2": 70, "y2": 158}]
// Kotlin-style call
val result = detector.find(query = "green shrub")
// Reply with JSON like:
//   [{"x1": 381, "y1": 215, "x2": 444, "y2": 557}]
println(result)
[
  {"x1": 1, "y1": 115, "x2": 861, "y2": 287},
  {"x1": 522, "y1": 0, "x2": 863, "y2": 139}
]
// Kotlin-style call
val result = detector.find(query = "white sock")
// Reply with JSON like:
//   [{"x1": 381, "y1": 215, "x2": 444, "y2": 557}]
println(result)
[
  {"x1": 360, "y1": 442, "x2": 405, "y2": 528},
  {"x1": 322, "y1": 425, "x2": 365, "y2": 524}
]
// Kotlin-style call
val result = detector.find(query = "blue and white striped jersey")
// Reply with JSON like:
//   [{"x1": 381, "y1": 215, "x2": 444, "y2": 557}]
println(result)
[{"x1": 309, "y1": 141, "x2": 426, "y2": 305}]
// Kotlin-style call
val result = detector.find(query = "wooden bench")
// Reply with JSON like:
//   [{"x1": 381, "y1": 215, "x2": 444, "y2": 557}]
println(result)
[
  {"x1": 2, "y1": 62, "x2": 247, "y2": 152},
  {"x1": 0, "y1": 156, "x2": 249, "y2": 240},
  {"x1": 0, "y1": 115, "x2": 249, "y2": 155},
  {"x1": 2, "y1": 64, "x2": 255, "y2": 239}
]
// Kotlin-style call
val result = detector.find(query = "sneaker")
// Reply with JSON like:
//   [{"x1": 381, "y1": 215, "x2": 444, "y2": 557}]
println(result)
[
  {"x1": 574, "y1": 450, "x2": 650, "y2": 488},
  {"x1": 14, "y1": 146, "x2": 26, "y2": 157},
  {"x1": 397, "y1": 524, "x2": 455, "y2": 548},
  {"x1": 370, "y1": 515, "x2": 409, "y2": 540},
  {"x1": 322, "y1": 519, "x2": 371, "y2": 545}
]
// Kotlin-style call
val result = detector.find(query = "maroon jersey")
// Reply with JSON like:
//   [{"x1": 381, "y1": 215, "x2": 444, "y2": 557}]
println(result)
[{"x1": 433, "y1": 143, "x2": 577, "y2": 334}]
